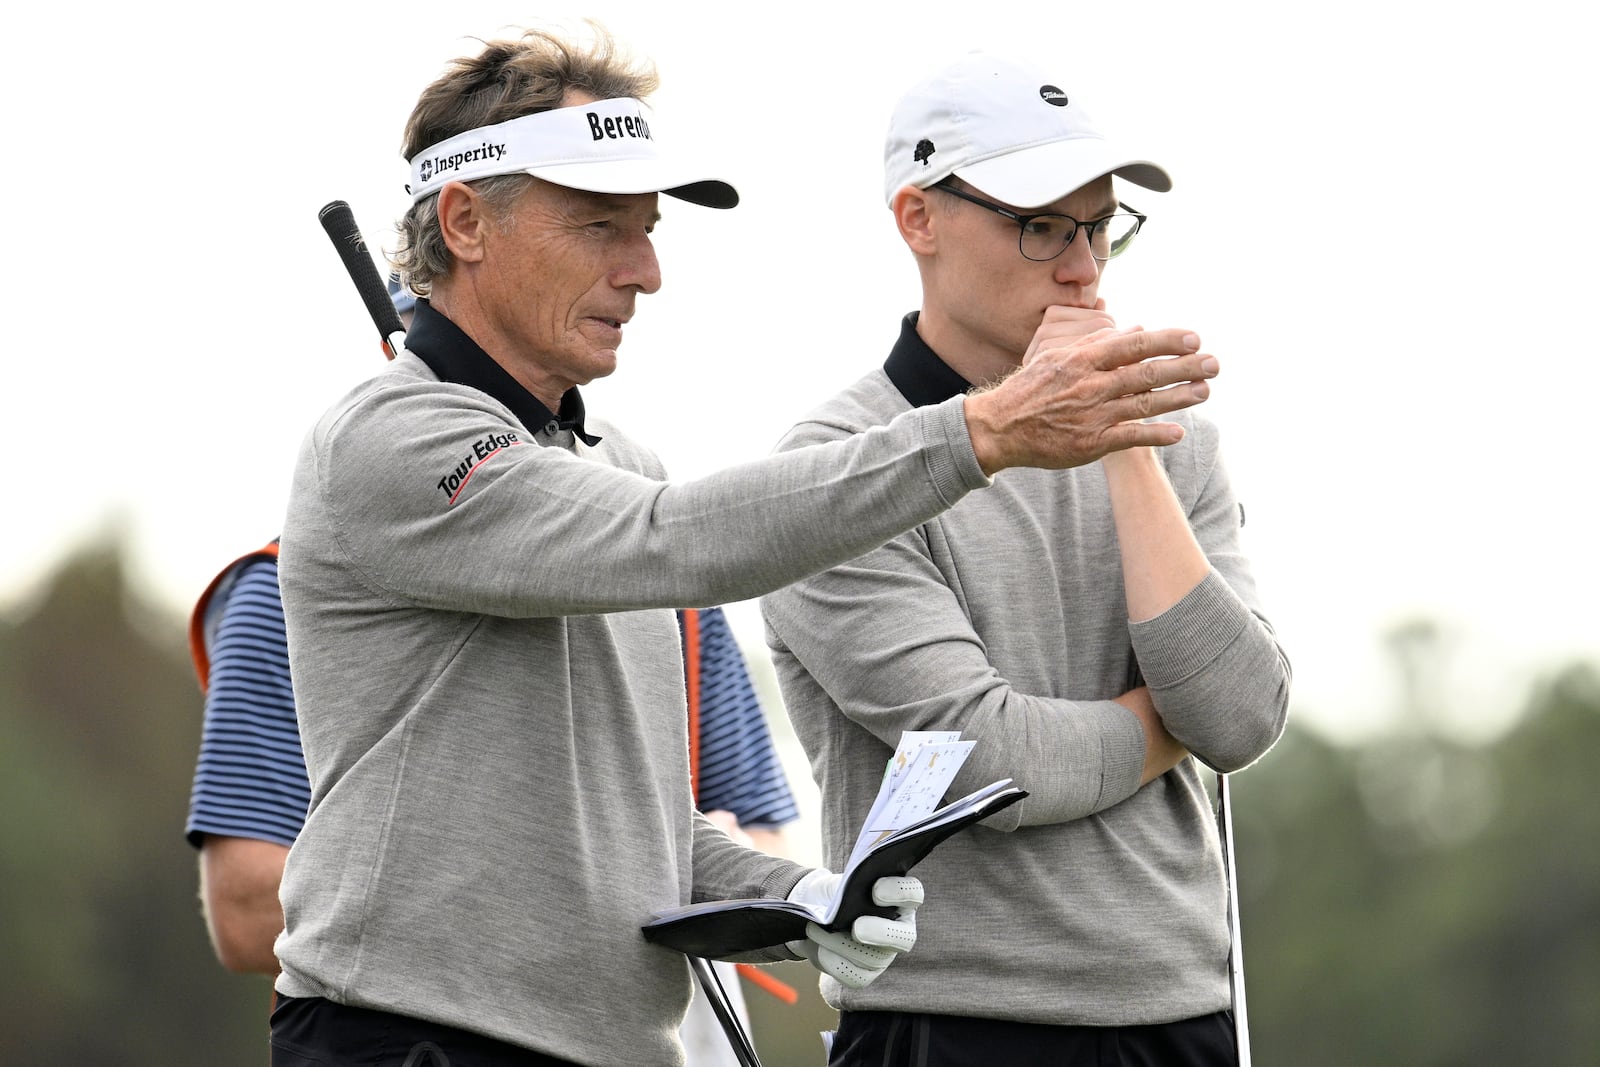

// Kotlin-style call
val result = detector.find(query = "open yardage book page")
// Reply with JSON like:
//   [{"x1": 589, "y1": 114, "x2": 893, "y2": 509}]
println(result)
[
  {"x1": 640, "y1": 730, "x2": 1026, "y2": 957},
  {"x1": 846, "y1": 730, "x2": 975, "y2": 872}
]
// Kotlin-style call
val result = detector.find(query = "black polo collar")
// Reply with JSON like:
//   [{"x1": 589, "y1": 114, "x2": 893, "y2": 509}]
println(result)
[
  {"x1": 404, "y1": 299, "x2": 602, "y2": 445},
  {"x1": 883, "y1": 311, "x2": 975, "y2": 408}
]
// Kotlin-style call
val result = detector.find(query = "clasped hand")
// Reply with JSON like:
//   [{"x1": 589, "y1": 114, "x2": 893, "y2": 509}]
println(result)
[{"x1": 785, "y1": 869, "x2": 923, "y2": 988}]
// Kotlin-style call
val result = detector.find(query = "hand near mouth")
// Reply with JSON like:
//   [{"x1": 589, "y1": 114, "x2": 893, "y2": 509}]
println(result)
[{"x1": 1022, "y1": 300, "x2": 1116, "y2": 367}]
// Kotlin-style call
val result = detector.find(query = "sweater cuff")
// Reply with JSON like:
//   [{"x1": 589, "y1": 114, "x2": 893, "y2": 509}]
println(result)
[
  {"x1": 1093, "y1": 700, "x2": 1148, "y2": 808},
  {"x1": 1129, "y1": 571, "x2": 1249, "y2": 688},
  {"x1": 758, "y1": 860, "x2": 811, "y2": 902},
  {"x1": 924, "y1": 396, "x2": 992, "y2": 506}
]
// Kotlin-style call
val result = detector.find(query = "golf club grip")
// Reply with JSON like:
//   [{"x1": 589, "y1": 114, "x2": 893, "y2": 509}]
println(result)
[{"x1": 318, "y1": 200, "x2": 405, "y2": 340}]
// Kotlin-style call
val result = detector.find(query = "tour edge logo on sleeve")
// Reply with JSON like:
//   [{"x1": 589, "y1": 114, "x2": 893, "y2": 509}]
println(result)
[{"x1": 437, "y1": 430, "x2": 521, "y2": 502}]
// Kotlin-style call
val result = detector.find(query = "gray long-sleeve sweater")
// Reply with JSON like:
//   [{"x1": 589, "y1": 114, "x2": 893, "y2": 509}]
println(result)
[
  {"x1": 761, "y1": 329, "x2": 1291, "y2": 1029},
  {"x1": 273, "y1": 344, "x2": 989, "y2": 1065}
]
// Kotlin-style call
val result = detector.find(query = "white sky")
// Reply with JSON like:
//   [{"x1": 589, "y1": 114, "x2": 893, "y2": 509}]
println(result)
[{"x1": 2, "y1": 1, "x2": 1594, "y2": 747}]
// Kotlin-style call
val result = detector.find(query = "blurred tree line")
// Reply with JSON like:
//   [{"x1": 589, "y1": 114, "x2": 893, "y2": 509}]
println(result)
[{"x1": 2, "y1": 537, "x2": 1596, "y2": 1065}]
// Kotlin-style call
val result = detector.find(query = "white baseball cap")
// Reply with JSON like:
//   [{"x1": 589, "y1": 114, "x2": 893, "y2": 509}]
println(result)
[
  {"x1": 884, "y1": 52, "x2": 1171, "y2": 209},
  {"x1": 409, "y1": 97, "x2": 737, "y2": 209}
]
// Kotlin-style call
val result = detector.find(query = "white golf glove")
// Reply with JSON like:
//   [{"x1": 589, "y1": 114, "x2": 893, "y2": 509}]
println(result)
[{"x1": 785, "y1": 869, "x2": 923, "y2": 988}]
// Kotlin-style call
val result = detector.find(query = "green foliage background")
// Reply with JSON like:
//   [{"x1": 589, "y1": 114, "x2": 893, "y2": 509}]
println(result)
[{"x1": 3, "y1": 538, "x2": 1596, "y2": 1064}]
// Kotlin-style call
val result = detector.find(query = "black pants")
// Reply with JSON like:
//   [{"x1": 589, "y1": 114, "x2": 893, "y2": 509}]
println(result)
[
  {"x1": 828, "y1": 1009, "x2": 1237, "y2": 1067},
  {"x1": 269, "y1": 996, "x2": 578, "y2": 1067}
]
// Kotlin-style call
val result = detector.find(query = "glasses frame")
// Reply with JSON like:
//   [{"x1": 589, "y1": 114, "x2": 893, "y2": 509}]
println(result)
[{"x1": 932, "y1": 181, "x2": 1147, "y2": 263}]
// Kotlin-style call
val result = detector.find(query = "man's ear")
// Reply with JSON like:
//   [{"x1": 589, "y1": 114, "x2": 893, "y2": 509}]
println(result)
[
  {"x1": 892, "y1": 186, "x2": 938, "y2": 256},
  {"x1": 436, "y1": 181, "x2": 490, "y2": 264}
]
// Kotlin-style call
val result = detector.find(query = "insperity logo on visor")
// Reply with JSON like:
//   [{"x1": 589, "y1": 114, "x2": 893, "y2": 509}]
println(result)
[
  {"x1": 417, "y1": 142, "x2": 508, "y2": 185},
  {"x1": 408, "y1": 98, "x2": 667, "y2": 203}
]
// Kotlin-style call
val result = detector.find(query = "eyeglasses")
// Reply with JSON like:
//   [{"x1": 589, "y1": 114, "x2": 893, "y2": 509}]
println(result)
[{"x1": 933, "y1": 182, "x2": 1146, "y2": 263}]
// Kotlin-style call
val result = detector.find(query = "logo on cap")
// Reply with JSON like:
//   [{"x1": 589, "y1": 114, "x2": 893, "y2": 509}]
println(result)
[
  {"x1": 914, "y1": 139, "x2": 936, "y2": 167},
  {"x1": 1039, "y1": 86, "x2": 1069, "y2": 107}
]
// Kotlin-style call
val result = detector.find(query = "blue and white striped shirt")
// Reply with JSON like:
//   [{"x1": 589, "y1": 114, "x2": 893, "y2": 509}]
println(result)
[
  {"x1": 687, "y1": 606, "x2": 799, "y2": 829},
  {"x1": 185, "y1": 559, "x2": 309, "y2": 847}
]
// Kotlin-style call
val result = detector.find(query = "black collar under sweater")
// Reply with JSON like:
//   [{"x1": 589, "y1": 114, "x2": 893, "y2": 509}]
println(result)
[
  {"x1": 882, "y1": 311, "x2": 977, "y2": 409},
  {"x1": 404, "y1": 298, "x2": 601, "y2": 445}
]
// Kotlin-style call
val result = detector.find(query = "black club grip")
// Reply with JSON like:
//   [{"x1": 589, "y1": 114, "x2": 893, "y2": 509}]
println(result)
[{"x1": 318, "y1": 200, "x2": 406, "y2": 341}]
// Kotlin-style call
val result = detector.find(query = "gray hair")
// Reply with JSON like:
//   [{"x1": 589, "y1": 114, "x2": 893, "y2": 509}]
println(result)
[{"x1": 390, "y1": 22, "x2": 659, "y2": 293}]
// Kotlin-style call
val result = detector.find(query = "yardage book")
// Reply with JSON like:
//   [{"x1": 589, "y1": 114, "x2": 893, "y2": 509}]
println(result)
[{"x1": 642, "y1": 731, "x2": 1026, "y2": 958}]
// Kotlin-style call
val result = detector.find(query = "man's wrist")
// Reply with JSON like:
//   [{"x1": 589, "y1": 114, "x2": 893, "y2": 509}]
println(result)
[
  {"x1": 1099, "y1": 443, "x2": 1161, "y2": 472},
  {"x1": 961, "y1": 391, "x2": 1008, "y2": 476}
]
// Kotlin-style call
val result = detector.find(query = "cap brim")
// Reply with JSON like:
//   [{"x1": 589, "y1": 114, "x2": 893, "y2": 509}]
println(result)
[
  {"x1": 526, "y1": 161, "x2": 738, "y2": 209},
  {"x1": 660, "y1": 180, "x2": 739, "y2": 210},
  {"x1": 955, "y1": 137, "x2": 1171, "y2": 209}
]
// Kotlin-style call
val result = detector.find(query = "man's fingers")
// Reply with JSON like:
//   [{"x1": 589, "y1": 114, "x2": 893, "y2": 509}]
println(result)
[
  {"x1": 811, "y1": 945, "x2": 884, "y2": 989},
  {"x1": 1134, "y1": 379, "x2": 1211, "y2": 419},
  {"x1": 805, "y1": 922, "x2": 899, "y2": 968},
  {"x1": 851, "y1": 914, "x2": 918, "y2": 952},
  {"x1": 1102, "y1": 419, "x2": 1188, "y2": 451},
  {"x1": 870, "y1": 876, "x2": 924, "y2": 909},
  {"x1": 1075, "y1": 327, "x2": 1201, "y2": 371},
  {"x1": 1102, "y1": 353, "x2": 1218, "y2": 402},
  {"x1": 1023, "y1": 305, "x2": 1119, "y2": 365},
  {"x1": 1038, "y1": 303, "x2": 1116, "y2": 329},
  {"x1": 965, "y1": 324, "x2": 1219, "y2": 474}
]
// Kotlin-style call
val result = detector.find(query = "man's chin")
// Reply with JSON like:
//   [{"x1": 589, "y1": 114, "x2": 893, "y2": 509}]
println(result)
[{"x1": 578, "y1": 350, "x2": 620, "y2": 384}]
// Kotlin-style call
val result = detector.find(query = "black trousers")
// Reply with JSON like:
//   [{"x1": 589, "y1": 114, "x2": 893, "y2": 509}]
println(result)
[
  {"x1": 828, "y1": 1009, "x2": 1237, "y2": 1067},
  {"x1": 269, "y1": 996, "x2": 578, "y2": 1067}
]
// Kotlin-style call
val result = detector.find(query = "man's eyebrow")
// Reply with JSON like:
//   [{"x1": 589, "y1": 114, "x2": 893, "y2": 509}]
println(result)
[{"x1": 588, "y1": 196, "x2": 663, "y2": 225}]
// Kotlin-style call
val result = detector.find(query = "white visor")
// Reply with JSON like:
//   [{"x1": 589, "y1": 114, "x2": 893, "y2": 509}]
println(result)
[{"x1": 408, "y1": 97, "x2": 737, "y2": 209}]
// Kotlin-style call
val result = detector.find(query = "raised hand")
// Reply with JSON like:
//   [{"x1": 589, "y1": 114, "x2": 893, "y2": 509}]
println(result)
[{"x1": 965, "y1": 323, "x2": 1218, "y2": 475}]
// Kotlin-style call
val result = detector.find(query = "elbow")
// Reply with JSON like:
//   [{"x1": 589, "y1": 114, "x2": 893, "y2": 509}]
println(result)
[
  {"x1": 209, "y1": 923, "x2": 282, "y2": 976},
  {"x1": 212, "y1": 937, "x2": 259, "y2": 976},
  {"x1": 196, "y1": 836, "x2": 290, "y2": 977},
  {"x1": 1206, "y1": 681, "x2": 1292, "y2": 774},
  {"x1": 200, "y1": 897, "x2": 283, "y2": 976},
  {"x1": 1193, "y1": 644, "x2": 1294, "y2": 772}
]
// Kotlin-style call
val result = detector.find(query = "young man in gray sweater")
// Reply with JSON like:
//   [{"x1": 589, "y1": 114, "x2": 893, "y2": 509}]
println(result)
[
  {"x1": 271, "y1": 28, "x2": 1222, "y2": 1067},
  {"x1": 761, "y1": 52, "x2": 1292, "y2": 1066}
]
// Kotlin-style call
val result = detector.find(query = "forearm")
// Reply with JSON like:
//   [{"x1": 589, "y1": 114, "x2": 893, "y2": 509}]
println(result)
[
  {"x1": 762, "y1": 543, "x2": 1148, "y2": 827},
  {"x1": 1106, "y1": 442, "x2": 1290, "y2": 769},
  {"x1": 1130, "y1": 573, "x2": 1291, "y2": 770},
  {"x1": 1112, "y1": 685, "x2": 1190, "y2": 784},
  {"x1": 961, "y1": 326, "x2": 1217, "y2": 475},
  {"x1": 198, "y1": 836, "x2": 289, "y2": 975},
  {"x1": 739, "y1": 825, "x2": 800, "y2": 861},
  {"x1": 690, "y1": 809, "x2": 810, "y2": 905},
  {"x1": 312, "y1": 390, "x2": 988, "y2": 616},
  {"x1": 1100, "y1": 447, "x2": 1209, "y2": 622}
]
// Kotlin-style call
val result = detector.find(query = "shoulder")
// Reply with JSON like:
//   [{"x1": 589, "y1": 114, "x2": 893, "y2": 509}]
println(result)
[
  {"x1": 222, "y1": 558, "x2": 284, "y2": 610},
  {"x1": 1158, "y1": 409, "x2": 1226, "y2": 505},
  {"x1": 193, "y1": 545, "x2": 281, "y2": 670},
  {"x1": 774, "y1": 369, "x2": 904, "y2": 453},
  {"x1": 299, "y1": 364, "x2": 538, "y2": 505},
  {"x1": 212, "y1": 560, "x2": 288, "y2": 651},
  {"x1": 315, "y1": 355, "x2": 509, "y2": 438},
  {"x1": 584, "y1": 416, "x2": 667, "y2": 480}
]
